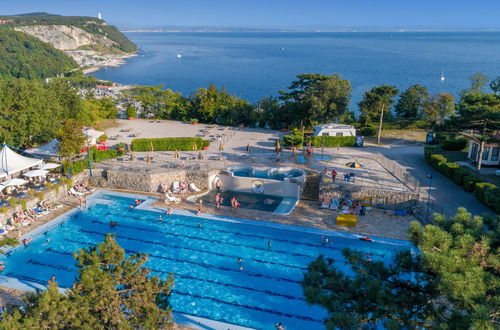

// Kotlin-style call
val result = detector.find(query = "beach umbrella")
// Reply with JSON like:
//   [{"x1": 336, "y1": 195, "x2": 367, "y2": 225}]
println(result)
[
  {"x1": 246, "y1": 143, "x2": 251, "y2": 152},
  {"x1": 198, "y1": 150, "x2": 203, "y2": 160},
  {"x1": 275, "y1": 139, "x2": 281, "y2": 152},
  {"x1": 193, "y1": 142, "x2": 198, "y2": 151},
  {"x1": 1, "y1": 178, "x2": 28, "y2": 187},
  {"x1": 219, "y1": 142, "x2": 223, "y2": 152},
  {"x1": 150, "y1": 142, "x2": 154, "y2": 152},
  {"x1": 23, "y1": 170, "x2": 49, "y2": 178},
  {"x1": 173, "y1": 150, "x2": 179, "y2": 159},
  {"x1": 38, "y1": 163, "x2": 60, "y2": 170},
  {"x1": 345, "y1": 162, "x2": 363, "y2": 168}
]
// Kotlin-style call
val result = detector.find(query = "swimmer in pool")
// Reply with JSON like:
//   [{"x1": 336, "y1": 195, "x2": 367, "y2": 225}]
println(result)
[
  {"x1": 198, "y1": 223, "x2": 202, "y2": 229},
  {"x1": 238, "y1": 258, "x2": 243, "y2": 263},
  {"x1": 268, "y1": 241, "x2": 272, "y2": 248},
  {"x1": 158, "y1": 215, "x2": 163, "y2": 223}
]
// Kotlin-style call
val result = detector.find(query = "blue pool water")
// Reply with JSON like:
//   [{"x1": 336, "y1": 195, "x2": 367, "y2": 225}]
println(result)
[{"x1": 0, "y1": 192, "x2": 412, "y2": 329}]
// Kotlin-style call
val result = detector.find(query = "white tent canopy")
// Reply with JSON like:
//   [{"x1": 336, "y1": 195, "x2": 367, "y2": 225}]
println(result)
[
  {"x1": 1, "y1": 178, "x2": 28, "y2": 187},
  {"x1": 25, "y1": 139, "x2": 60, "y2": 157},
  {"x1": 38, "y1": 163, "x2": 60, "y2": 170},
  {"x1": 0, "y1": 145, "x2": 43, "y2": 179},
  {"x1": 23, "y1": 169, "x2": 49, "y2": 178},
  {"x1": 85, "y1": 128, "x2": 105, "y2": 145}
]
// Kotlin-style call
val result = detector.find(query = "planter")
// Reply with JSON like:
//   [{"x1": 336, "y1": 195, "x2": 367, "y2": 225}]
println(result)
[
  {"x1": 118, "y1": 147, "x2": 125, "y2": 151},
  {"x1": 202, "y1": 146, "x2": 209, "y2": 150},
  {"x1": 128, "y1": 117, "x2": 135, "y2": 120},
  {"x1": 192, "y1": 122, "x2": 198, "y2": 125}
]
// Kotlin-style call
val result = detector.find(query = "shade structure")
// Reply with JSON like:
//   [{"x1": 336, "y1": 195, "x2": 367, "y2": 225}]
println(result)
[
  {"x1": 0, "y1": 145, "x2": 43, "y2": 179},
  {"x1": 1, "y1": 178, "x2": 28, "y2": 187},
  {"x1": 25, "y1": 138, "x2": 60, "y2": 157},
  {"x1": 345, "y1": 162, "x2": 363, "y2": 168},
  {"x1": 38, "y1": 163, "x2": 60, "y2": 170},
  {"x1": 23, "y1": 169, "x2": 49, "y2": 178}
]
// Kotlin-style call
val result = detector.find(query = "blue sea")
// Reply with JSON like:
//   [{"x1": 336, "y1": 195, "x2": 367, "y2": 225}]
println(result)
[{"x1": 92, "y1": 32, "x2": 500, "y2": 105}]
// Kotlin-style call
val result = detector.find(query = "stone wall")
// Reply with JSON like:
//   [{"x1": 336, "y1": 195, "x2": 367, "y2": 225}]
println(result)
[
  {"x1": 0, "y1": 171, "x2": 88, "y2": 226},
  {"x1": 88, "y1": 168, "x2": 216, "y2": 193},
  {"x1": 320, "y1": 182, "x2": 420, "y2": 211}
]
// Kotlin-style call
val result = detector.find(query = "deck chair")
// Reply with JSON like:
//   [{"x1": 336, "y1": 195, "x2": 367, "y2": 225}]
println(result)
[
  {"x1": 165, "y1": 193, "x2": 181, "y2": 203},
  {"x1": 189, "y1": 183, "x2": 201, "y2": 192},
  {"x1": 171, "y1": 181, "x2": 181, "y2": 194}
]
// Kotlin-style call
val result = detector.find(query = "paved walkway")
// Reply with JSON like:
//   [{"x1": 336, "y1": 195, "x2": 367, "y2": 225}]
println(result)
[{"x1": 366, "y1": 144, "x2": 492, "y2": 217}]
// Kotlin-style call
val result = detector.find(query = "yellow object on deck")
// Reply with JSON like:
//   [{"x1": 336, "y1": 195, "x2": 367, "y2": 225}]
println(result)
[
  {"x1": 362, "y1": 196, "x2": 372, "y2": 207},
  {"x1": 336, "y1": 214, "x2": 358, "y2": 227}
]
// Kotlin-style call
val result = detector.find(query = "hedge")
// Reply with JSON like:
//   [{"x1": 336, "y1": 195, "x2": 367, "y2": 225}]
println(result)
[
  {"x1": 358, "y1": 126, "x2": 377, "y2": 136},
  {"x1": 424, "y1": 150, "x2": 498, "y2": 213},
  {"x1": 131, "y1": 137, "x2": 210, "y2": 151},
  {"x1": 282, "y1": 132, "x2": 303, "y2": 148},
  {"x1": 442, "y1": 138, "x2": 467, "y2": 151},
  {"x1": 311, "y1": 136, "x2": 356, "y2": 147}
]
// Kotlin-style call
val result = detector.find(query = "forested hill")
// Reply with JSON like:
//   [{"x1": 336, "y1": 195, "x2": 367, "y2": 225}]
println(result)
[
  {"x1": 0, "y1": 28, "x2": 78, "y2": 79},
  {"x1": 0, "y1": 13, "x2": 137, "y2": 53}
]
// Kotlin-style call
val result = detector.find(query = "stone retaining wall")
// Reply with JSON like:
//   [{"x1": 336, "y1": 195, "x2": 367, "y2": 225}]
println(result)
[
  {"x1": 88, "y1": 168, "x2": 217, "y2": 193},
  {"x1": 320, "y1": 181, "x2": 420, "y2": 211},
  {"x1": 0, "y1": 171, "x2": 88, "y2": 226}
]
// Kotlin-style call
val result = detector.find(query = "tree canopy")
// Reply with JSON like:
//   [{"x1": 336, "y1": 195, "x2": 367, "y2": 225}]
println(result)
[
  {"x1": 358, "y1": 84, "x2": 398, "y2": 126},
  {"x1": 395, "y1": 84, "x2": 429, "y2": 120},
  {"x1": 0, "y1": 28, "x2": 78, "y2": 79},
  {"x1": 302, "y1": 208, "x2": 499, "y2": 329},
  {"x1": 0, "y1": 235, "x2": 174, "y2": 329}
]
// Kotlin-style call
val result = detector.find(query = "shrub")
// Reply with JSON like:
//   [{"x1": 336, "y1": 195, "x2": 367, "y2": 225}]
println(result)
[
  {"x1": 463, "y1": 175, "x2": 482, "y2": 192},
  {"x1": 0, "y1": 207, "x2": 9, "y2": 214},
  {"x1": 60, "y1": 177, "x2": 73, "y2": 187},
  {"x1": 474, "y1": 182, "x2": 497, "y2": 204},
  {"x1": 63, "y1": 159, "x2": 88, "y2": 175},
  {"x1": 35, "y1": 192, "x2": 45, "y2": 200},
  {"x1": 428, "y1": 154, "x2": 447, "y2": 168},
  {"x1": 282, "y1": 132, "x2": 303, "y2": 148},
  {"x1": 0, "y1": 236, "x2": 19, "y2": 247},
  {"x1": 97, "y1": 134, "x2": 108, "y2": 142},
  {"x1": 441, "y1": 162, "x2": 459, "y2": 178},
  {"x1": 484, "y1": 188, "x2": 500, "y2": 213},
  {"x1": 358, "y1": 126, "x2": 377, "y2": 136},
  {"x1": 126, "y1": 106, "x2": 137, "y2": 118},
  {"x1": 17, "y1": 199, "x2": 27, "y2": 211},
  {"x1": 311, "y1": 136, "x2": 356, "y2": 147},
  {"x1": 452, "y1": 166, "x2": 471, "y2": 186},
  {"x1": 442, "y1": 138, "x2": 467, "y2": 151},
  {"x1": 131, "y1": 137, "x2": 209, "y2": 151},
  {"x1": 91, "y1": 149, "x2": 118, "y2": 162}
]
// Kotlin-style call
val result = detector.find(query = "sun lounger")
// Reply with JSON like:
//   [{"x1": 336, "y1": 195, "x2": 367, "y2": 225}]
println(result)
[
  {"x1": 189, "y1": 183, "x2": 201, "y2": 192},
  {"x1": 171, "y1": 181, "x2": 181, "y2": 194},
  {"x1": 320, "y1": 197, "x2": 332, "y2": 209},
  {"x1": 165, "y1": 193, "x2": 181, "y2": 203},
  {"x1": 329, "y1": 198, "x2": 339, "y2": 210},
  {"x1": 69, "y1": 188, "x2": 84, "y2": 196}
]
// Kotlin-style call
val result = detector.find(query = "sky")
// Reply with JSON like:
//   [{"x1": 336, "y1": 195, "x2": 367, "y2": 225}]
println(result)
[{"x1": 2, "y1": 0, "x2": 500, "y2": 28}]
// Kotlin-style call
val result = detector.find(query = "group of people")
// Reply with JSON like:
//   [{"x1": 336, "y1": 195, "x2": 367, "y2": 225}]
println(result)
[
  {"x1": 321, "y1": 196, "x2": 368, "y2": 216},
  {"x1": 329, "y1": 169, "x2": 355, "y2": 183},
  {"x1": 11, "y1": 201, "x2": 57, "y2": 227},
  {"x1": 74, "y1": 183, "x2": 94, "y2": 194}
]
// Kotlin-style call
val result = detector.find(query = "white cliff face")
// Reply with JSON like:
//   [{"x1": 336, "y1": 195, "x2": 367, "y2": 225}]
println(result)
[{"x1": 14, "y1": 25, "x2": 117, "y2": 51}]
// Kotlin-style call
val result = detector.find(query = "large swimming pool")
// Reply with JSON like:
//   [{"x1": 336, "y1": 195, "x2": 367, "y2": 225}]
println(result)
[{"x1": 0, "y1": 192, "x2": 412, "y2": 329}]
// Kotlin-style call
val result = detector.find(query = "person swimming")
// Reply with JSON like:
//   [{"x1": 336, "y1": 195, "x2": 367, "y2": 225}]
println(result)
[
  {"x1": 238, "y1": 257, "x2": 243, "y2": 263},
  {"x1": 109, "y1": 221, "x2": 118, "y2": 228},
  {"x1": 198, "y1": 223, "x2": 202, "y2": 229},
  {"x1": 158, "y1": 215, "x2": 163, "y2": 222},
  {"x1": 22, "y1": 238, "x2": 31, "y2": 247},
  {"x1": 166, "y1": 207, "x2": 173, "y2": 215},
  {"x1": 268, "y1": 241, "x2": 272, "y2": 248}
]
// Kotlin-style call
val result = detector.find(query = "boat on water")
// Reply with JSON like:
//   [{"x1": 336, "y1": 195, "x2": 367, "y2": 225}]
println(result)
[
  {"x1": 176, "y1": 54, "x2": 182, "y2": 58},
  {"x1": 440, "y1": 71, "x2": 445, "y2": 81}
]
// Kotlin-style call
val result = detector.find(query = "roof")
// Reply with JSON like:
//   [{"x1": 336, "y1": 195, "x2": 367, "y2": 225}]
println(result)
[
  {"x1": 313, "y1": 124, "x2": 355, "y2": 131},
  {"x1": 25, "y1": 138, "x2": 59, "y2": 157},
  {"x1": 0, "y1": 145, "x2": 43, "y2": 179}
]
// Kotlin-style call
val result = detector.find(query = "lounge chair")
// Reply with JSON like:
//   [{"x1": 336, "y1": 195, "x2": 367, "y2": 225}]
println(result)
[
  {"x1": 329, "y1": 198, "x2": 340, "y2": 210},
  {"x1": 320, "y1": 197, "x2": 332, "y2": 209},
  {"x1": 189, "y1": 183, "x2": 201, "y2": 192},
  {"x1": 165, "y1": 193, "x2": 181, "y2": 203},
  {"x1": 69, "y1": 188, "x2": 84, "y2": 196},
  {"x1": 171, "y1": 181, "x2": 181, "y2": 194}
]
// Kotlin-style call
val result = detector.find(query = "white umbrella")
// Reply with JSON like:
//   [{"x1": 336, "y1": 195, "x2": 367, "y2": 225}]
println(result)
[
  {"x1": 23, "y1": 170, "x2": 49, "y2": 178},
  {"x1": 1, "y1": 178, "x2": 28, "y2": 187},
  {"x1": 38, "y1": 163, "x2": 60, "y2": 170}
]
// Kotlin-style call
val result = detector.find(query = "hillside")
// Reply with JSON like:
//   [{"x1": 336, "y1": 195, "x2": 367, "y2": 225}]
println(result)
[
  {"x1": 0, "y1": 13, "x2": 137, "y2": 53},
  {"x1": 0, "y1": 28, "x2": 78, "y2": 79}
]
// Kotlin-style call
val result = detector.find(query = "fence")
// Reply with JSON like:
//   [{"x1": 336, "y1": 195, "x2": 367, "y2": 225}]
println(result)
[{"x1": 374, "y1": 153, "x2": 420, "y2": 193}]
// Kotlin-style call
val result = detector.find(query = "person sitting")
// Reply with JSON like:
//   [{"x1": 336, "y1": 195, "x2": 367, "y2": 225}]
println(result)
[
  {"x1": 135, "y1": 199, "x2": 142, "y2": 205},
  {"x1": 166, "y1": 207, "x2": 173, "y2": 215},
  {"x1": 179, "y1": 182, "x2": 187, "y2": 195},
  {"x1": 215, "y1": 179, "x2": 222, "y2": 191},
  {"x1": 321, "y1": 196, "x2": 332, "y2": 209}
]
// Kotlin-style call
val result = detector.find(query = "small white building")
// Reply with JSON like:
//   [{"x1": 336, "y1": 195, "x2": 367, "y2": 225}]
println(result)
[
  {"x1": 467, "y1": 132, "x2": 500, "y2": 166},
  {"x1": 313, "y1": 124, "x2": 356, "y2": 137}
]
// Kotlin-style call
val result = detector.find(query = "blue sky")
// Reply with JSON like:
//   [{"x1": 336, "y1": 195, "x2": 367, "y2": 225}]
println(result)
[{"x1": 2, "y1": 1, "x2": 500, "y2": 27}]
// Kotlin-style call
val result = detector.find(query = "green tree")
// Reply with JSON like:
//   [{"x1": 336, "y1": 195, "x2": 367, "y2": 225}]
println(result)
[
  {"x1": 395, "y1": 84, "x2": 429, "y2": 120},
  {"x1": 423, "y1": 92, "x2": 455, "y2": 123},
  {"x1": 447, "y1": 92, "x2": 500, "y2": 170},
  {"x1": 0, "y1": 235, "x2": 174, "y2": 329},
  {"x1": 302, "y1": 208, "x2": 499, "y2": 329},
  {"x1": 461, "y1": 72, "x2": 489, "y2": 97},
  {"x1": 279, "y1": 73, "x2": 352, "y2": 127},
  {"x1": 57, "y1": 119, "x2": 85, "y2": 157},
  {"x1": 358, "y1": 85, "x2": 398, "y2": 143}
]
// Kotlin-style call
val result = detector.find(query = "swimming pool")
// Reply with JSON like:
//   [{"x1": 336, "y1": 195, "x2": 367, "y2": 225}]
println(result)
[
  {"x1": 0, "y1": 191, "x2": 413, "y2": 329},
  {"x1": 229, "y1": 166, "x2": 305, "y2": 181}
]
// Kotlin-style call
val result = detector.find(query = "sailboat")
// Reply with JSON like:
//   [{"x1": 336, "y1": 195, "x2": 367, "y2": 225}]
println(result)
[{"x1": 440, "y1": 71, "x2": 445, "y2": 81}]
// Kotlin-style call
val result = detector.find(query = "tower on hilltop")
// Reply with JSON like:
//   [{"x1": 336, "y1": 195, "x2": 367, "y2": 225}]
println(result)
[{"x1": 98, "y1": 13, "x2": 102, "y2": 20}]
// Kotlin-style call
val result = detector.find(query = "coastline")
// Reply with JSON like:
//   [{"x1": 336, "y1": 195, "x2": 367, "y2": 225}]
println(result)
[{"x1": 64, "y1": 50, "x2": 137, "y2": 75}]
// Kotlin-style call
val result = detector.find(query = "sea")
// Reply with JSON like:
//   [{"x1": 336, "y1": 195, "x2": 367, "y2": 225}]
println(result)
[{"x1": 92, "y1": 32, "x2": 500, "y2": 106}]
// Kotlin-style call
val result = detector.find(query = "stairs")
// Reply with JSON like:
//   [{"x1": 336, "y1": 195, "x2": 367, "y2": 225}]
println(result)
[{"x1": 301, "y1": 172, "x2": 321, "y2": 201}]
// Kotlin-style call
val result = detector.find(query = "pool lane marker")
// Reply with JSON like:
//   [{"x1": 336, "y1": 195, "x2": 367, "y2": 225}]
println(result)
[{"x1": 18, "y1": 261, "x2": 323, "y2": 325}]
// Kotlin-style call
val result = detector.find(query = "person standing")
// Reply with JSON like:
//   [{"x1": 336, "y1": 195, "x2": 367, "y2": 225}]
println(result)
[{"x1": 331, "y1": 169, "x2": 337, "y2": 183}]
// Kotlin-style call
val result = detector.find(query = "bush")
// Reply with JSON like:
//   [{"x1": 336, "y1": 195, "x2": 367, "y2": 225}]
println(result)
[
  {"x1": 97, "y1": 134, "x2": 108, "y2": 142},
  {"x1": 0, "y1": 207, "x2": 9, "y2": 214},
  {"x1": 126, "y1": 106, "x2": 137, "y2": 118},
  {"x1": 131, "y1": 137, "x2": 209, "y2": 151},
  {"x1": 0, "y1": 236, "x2": 19, "y2": 247},
  {"x1": 63, "y1": 159, "x2": 88, "y2": 175},
  {"x1": 358, "y1": 126, "x2": 377, "y2": 136},
  {"x1": 35, "y1": 191, "x2": 45, "y2": 200},
  {"x1": 473, "y1": 182, "x2": 497, "y2": 204},
  {"x1": 484, "y1": 188, "x2": 500, "y2": 213},
  {"x1": 282, "y1": 132, "x2": 303, "y2": 148},
  {"x1": 428, "y1": 154, "x2": 447, "y2": 168},
  {"x1": 311, "y1": 136, "x2": 356, "y2": 147},
  {"x1": 442, "y1": 138, "x2": 467, "y2": 151},
  {"x1": 463, "y1": 175, "x2": 482, "y2": 192},
  {"x1": 91, "y1": 148, "x2": 118, "y2": 162},
  {"x1": 452, "y1": 166, "x2": 471, "y2": 186},
  {"x1": 441, "y1": 162, "x2": 459, "y2": 178}
]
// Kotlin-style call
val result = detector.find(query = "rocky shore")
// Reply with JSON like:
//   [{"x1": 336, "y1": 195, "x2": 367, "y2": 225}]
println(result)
[{"x1": 65, "y1": 50, "x2": 137, "y2": 74}]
